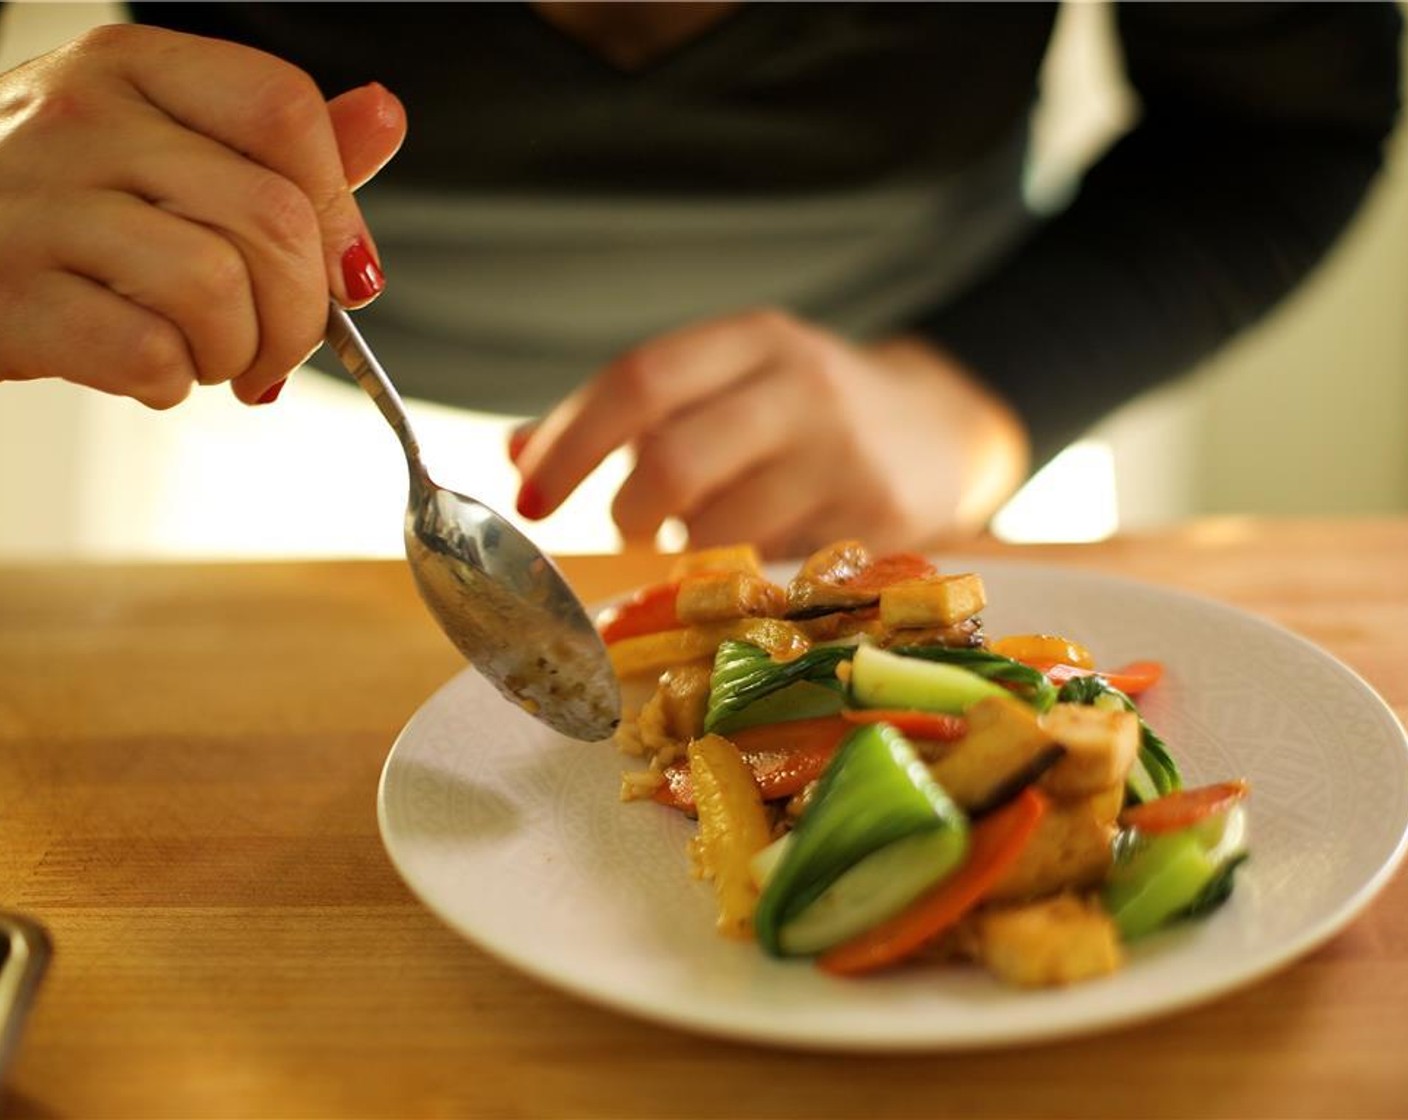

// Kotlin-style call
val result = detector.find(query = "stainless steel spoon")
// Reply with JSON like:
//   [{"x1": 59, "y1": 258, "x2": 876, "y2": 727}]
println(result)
[{"x1": 324, "y1": 302, "x2": 620, "y2": 741}]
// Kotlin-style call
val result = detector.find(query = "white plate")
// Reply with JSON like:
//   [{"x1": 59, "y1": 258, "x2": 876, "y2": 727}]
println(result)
[{"x1": 377, "y1": 559, "x2": 1408, "y2": 1051}]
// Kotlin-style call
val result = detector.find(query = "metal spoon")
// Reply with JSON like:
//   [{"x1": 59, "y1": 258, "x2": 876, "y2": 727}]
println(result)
[{"x1": 324, "y1": 302, "x2": 620, "y2": 741}]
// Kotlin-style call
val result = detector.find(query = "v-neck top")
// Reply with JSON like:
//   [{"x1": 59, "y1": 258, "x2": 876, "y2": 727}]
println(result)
[{"x1": 122, "y1": 2, "x2": 1401, "y2": 464}]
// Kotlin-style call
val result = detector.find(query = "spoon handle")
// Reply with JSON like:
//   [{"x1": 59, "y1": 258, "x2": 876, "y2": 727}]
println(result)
[{"x1": 324, "y1": 302, "x2": 425, "y2": 471}]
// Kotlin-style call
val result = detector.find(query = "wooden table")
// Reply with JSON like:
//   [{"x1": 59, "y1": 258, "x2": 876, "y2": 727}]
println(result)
[{"x1": 2, "y1": 518, "x2": 1406, "y2": 1118}]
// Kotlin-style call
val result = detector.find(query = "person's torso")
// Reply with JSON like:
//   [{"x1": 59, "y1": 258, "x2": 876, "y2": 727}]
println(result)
[{"x1": 129, "y1": 3, "x2": 1058, "y2": 413}]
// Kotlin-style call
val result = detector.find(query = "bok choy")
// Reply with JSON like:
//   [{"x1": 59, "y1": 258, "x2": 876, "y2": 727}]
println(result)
[
  {"x1": 753, "y1": 722, "x2": 969, "y2": 956},
  {"x1": 703, "y1": 640, "x2": 851, "y2": 734}
]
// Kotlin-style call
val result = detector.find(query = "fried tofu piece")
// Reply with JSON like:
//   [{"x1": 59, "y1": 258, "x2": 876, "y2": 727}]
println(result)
[
  {"x1": 972, "y1": 894, "x2": 1123, "y2": 987},
  {"x1": 879, "y1": 573, "x2": 986, "y2": 629},
  {"x1": 785, "y1": 540, "x2": 880, "y2": 615},
  {"x1": 928, "y1": 695, "x2": 1056, "y2": 811},
  {"x1": 987, "y1": 791, "x2": 1117, "y2": 902},
  {"x1": 1083, "y1": 782, "x2": 1126, "y2": 826},
  {"x1": 655, "y1": 661, "x2": 713, "y2": 742},
  {"x1": 668, "y1": 544, "x2": 763, "y2": 580},
  {"x1": 676, "y1": 570, "x2": 786, "y2": 624},
  {"x1": 878, "y1": 619, "x2": 984, "y2": 650},
  {"x1": 1039, "y1": 703, "x2": 1140, "y2": 799},
  {"x1": 795, "y1": 539, "x2": 871, "y2": 584}
]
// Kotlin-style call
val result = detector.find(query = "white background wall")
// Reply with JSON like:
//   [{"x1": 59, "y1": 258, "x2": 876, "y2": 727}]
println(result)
[{"x1": 1, "y1": 1, "x2": 1404, "y2": 560}]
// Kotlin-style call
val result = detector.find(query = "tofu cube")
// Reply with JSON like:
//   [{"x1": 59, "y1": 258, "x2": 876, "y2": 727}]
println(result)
[
  {"x1": 1039, "y1": 703, "x2": 1140, "y2": 799},
  {"x1": 929, "y1": 694, "x2": 1055, "y2": 810},
  {"x1": 987, "y1": 792, "x2": 1117, "y2": 902},
  {"x1": 676, "y1": 570, "x2": 785, "y2": 624},
  {"x1": 974, "y1": 894, "x2": 1123, "y2": 987},
  {"x1": 880, "y1": 573, "x2": 986, "y2": 628}
]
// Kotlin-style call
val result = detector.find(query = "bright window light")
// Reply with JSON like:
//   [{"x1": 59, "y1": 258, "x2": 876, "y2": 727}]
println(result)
[{"x1": 991, "y1": 439, "x2": 1120, "y2": 544}]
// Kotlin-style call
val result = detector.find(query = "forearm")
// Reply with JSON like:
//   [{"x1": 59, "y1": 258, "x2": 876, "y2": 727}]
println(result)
[{"x1": 916, "y1": 1, "x2": 1402, "y2": 468}]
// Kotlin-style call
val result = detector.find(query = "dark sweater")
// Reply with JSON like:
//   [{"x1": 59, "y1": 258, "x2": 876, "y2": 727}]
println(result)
[{"x1": 97, "y1": 4, "x2": 1406, "y2": 458}]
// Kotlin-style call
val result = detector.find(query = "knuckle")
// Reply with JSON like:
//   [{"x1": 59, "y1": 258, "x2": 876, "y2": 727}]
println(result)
[
  {"x1": 609, "y1": 346, "x2": 663, "y2": 405},
  {"x1": 138, "y1": 378, "x2": 193, "y2": 411},
  {"x1": 794, "y1": 347, "x2": 846, "y2": 405},
  {"x1": 15, "y1": 88, "x2": 101, "y2": 137},
  {"x1": 249, "y1": 68, "x2": 326, "y2": 143},
  {"x1": 71, "y1": 23, "x2": 138, "y2": 57},
  {"x1": 190, "y1": 240, "x2": 249, "y2": 306},
  {"x1": 248, "y1": 172, "x2": 319, "y2": 254},
  {"x1": 248, "y1": 316, "x2": 322, "y2": 386},
  {"x1": 633, "y1": 440, "x2": 696, "y2": 510},
  {"x1": 742, "y1": 306, "x2": 797, "y2": 337},
  {"x1": 127, "y1": 316, "x2": 192, "y2": 397}
]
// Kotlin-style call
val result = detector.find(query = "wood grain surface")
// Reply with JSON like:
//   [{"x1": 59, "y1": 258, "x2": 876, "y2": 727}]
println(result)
[{"x1": 2, "y1": 518, "x2": 1405, "y2": 1118}]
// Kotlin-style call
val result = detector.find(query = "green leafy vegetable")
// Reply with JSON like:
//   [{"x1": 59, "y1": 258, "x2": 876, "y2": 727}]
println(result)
[
  {"x1": 704, "y1": 640, "x2": 851, "y2": 734},
  {"x1": 849, "y1": 644, "x2": 1010, "y2": 714},
  {"x1": 753, "y1": 722, "x2": 969, "y2": 956},
  {"x1": 1103, "y1": 804, "x2": 1247, "y2": 940},
  {"x1": 891, "y1": 645, "x2": 1058, "y2": 713},
  {"x1": 1177, "y1": 852, "x2": 1249, "y2": 921}
]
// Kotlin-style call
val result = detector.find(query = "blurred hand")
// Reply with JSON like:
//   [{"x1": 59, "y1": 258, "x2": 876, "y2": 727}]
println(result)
[
  {"x1": 510, "y1": 309, "x2": 1031, "y2": 558},
  {"x1": 0, "y1": 24, "x2": 406, "y2": 408}
]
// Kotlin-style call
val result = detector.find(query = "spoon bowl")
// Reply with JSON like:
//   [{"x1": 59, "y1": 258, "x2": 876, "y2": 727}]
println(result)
[{"x1": 325, "y1": 303, "x2": 620, "y2": 741}]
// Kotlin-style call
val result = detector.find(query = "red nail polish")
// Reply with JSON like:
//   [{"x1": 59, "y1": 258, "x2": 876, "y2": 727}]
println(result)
[
  {"x1": 342, "y1": 239, "x2": 384, "y2": 302},
  {"x1": 256, "y1": 378, "x2": 286, "y2": 405},
  {"x1": 516, "y1": 481, "x2": 547, "y2": 521}
]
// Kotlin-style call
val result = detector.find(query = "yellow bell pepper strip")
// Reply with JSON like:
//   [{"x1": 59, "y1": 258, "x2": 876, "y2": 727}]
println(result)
[
  {"x1": 988, "y1": 633, "x2": 1096, "y2": 670},
  {"x1": 609, "y1": 618, "x2": 811, "y2": 680},
  {"x1": 653, "y1": 716, "x2": 853, "y2": 812},
  {"x1": 687, "y1": 734, "x2": 774, "y2": 938},
  {"x1": 817, "y1": 787, "x2": 1047, "y2": 976}
]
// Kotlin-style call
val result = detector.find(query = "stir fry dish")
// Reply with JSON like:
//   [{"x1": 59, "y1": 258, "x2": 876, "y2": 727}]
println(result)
[{"x1": 603, "y1": 542, "x2": 1250, "y2": 987}]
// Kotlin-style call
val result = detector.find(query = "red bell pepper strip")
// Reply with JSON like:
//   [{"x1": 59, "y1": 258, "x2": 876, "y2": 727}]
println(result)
[
  {"x1": 597, "y1": 581, "x2": 681, "y2": 645},
  {"x1": 817, "y1": 788, "x2": 1048, "y2": 976},
  {"x1": 652, "y1": 716, "x2": 852, "y2": 812},
  {"x1": 1119, "y1": 779, "x2": 1250, "y2": 835},
  {"x1": 842, "y1": 552, "x2": 937, "y2": 594},
  {"x1": 840, "y1": 709, "x2": 967, "y2": 741},
  {"x1": 1031, "y1": 659, "x2": 1164, "y2": 697}
]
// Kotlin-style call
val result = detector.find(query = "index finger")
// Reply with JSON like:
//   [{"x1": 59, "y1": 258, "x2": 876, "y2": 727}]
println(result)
[
  {"x1": 517, "y1": 309, "x2": 799, "y2": 520},
  {"x1": 103, "y1": 25, "x2": 383, "y2": 306}
]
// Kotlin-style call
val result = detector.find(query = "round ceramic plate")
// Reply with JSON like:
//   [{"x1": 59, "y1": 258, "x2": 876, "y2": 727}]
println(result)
[{"x1": 377, "y1": 559, "x2": 1408, "y2": 1051}]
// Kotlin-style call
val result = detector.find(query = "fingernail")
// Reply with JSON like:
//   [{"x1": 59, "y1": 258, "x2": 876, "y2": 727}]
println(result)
[
  {"x1": 342, "y1": 238, "x2": 384, "y2": 302},
  {"x1": 507, "y1": 422, "x2": 536, "y2": 464},
  {"x1": 256, "y1": 378, "x2": 287, "y2": 405},
  {"x1": 516, "y1": 480, "x2": 547, "y2": 521}
]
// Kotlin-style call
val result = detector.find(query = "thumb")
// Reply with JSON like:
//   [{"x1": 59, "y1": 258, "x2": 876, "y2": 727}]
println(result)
[{"x1": 326, "y1": 82, "x2": 407, "y2": 190}]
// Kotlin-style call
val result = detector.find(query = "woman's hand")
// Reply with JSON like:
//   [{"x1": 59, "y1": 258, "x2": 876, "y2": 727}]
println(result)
[
  {"x1": 0, "y1": 24, "x2": 406, "y2": 408},
  {"x1": 509, "y1": 309, "x2": 1031, "y2": 558}
]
